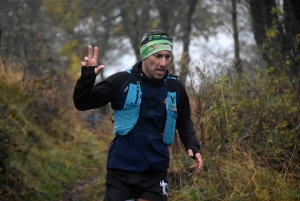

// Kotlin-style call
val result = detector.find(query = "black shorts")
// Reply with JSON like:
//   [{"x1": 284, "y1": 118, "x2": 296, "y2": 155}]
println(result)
[{"x1": 104, "y1": 169, "x2": 168, "y2": 201}]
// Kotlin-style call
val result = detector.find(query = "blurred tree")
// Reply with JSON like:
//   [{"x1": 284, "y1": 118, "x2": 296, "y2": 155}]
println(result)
[
  {"x1": 249, "y1": 0, "x2": 300, "y2": 76},
  {"x1": 154, "y1": 0, "x2": 217, "y2": 85},
  {"x1": 249, "y1": 0, "x2": 282, "y2": 64},
  {"x1": 208, "y1": 0, "x2": 261, "y2": 73},
  {"x1": 178, "y1": 0, "x2": 199, "y2": 86},
  {"x1": 1, "y1": 0, "x2": 218, "y2": 84},
  {"x1": 0, "y1": 0, "x2": 43, "y2": 76},
  {"x1": 231, "y1": 0, "x2": 242, "y2": 74},
  {"x1": 114, "y1": 0, "x2": 153, "y2": 60},
  {"x1": 0, "y1": 0, "x2": 74, "y2": 124},
  {"x1": 80, "y1": 1, "x2": 123, "y2": 76},
  {"x1": 104, "y1": 0, "x2": 218, "y2": 86}
]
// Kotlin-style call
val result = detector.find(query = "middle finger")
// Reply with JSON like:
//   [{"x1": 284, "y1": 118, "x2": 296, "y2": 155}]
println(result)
[{"x1": 93, "y1": 47, "x2": 98, "y2": 60}]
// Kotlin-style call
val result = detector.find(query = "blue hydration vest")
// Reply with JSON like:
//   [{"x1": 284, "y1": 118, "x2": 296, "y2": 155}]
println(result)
[{"x1": 113, "y1": 70, "x2": 177, "y2": 145}]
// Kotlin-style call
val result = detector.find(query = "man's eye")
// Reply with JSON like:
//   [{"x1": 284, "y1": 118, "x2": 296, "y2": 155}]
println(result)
[{"x1": 155, "y1": 54, "x2": 171, "y2": 59}]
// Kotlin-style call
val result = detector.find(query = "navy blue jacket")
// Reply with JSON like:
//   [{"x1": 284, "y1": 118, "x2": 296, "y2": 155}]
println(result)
[{"x1": 73, "y1": 62, "x2": 200, "y2": 172}]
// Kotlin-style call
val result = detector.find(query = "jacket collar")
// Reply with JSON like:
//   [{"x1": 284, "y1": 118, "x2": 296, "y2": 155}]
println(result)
[{"x1": 131, "y1": 61, "x2": 168, "y2": 85}]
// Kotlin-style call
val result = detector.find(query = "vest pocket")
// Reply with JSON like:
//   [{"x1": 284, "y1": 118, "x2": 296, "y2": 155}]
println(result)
[
  {"x1": 163, "y1": 91, "x2": 177, "y2": 145},
  {"x1": 114, "y1": 106, "x2": 139, "y2": 135},
  {"x1": 163, "y1": 108, "x2": 177, "y2": 145},
  {"x1": 114, "y1": 83, "x2": 141, "y2": 135}
]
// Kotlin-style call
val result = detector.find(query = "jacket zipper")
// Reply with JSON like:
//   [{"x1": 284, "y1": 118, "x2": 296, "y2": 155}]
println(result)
[
  {"x1": 149, "y1": 85, "x2": 155, "y2": 167},
  {"x1": 135, "y1": 81, "x2": 140, "y2": 104}
]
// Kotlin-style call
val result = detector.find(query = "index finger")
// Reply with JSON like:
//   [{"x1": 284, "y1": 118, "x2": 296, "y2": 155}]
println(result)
[
  {"x1": 88, "y1": 45, "x2": 92, "y2": 58},
  {"x1": 93, "y1": 47, "x2": 98, "y2": 60}
]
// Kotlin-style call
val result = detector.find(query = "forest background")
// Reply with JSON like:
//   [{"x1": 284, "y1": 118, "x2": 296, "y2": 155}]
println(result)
[{"x1": 0, "y1": 0, "x2": 300, "y2": 200}]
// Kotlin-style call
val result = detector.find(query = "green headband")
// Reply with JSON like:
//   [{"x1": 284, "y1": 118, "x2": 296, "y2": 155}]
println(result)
[{"x1": 140, "y1": 35, "x2": 173, "y2": 60}]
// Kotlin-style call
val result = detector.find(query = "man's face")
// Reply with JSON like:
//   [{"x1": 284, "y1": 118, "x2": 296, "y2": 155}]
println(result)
[{"x1": 142, "y1": 50, "x2": 172, "y2": 80}]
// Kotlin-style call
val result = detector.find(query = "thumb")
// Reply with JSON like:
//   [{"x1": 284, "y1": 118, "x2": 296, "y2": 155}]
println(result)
[
  {"x1": 187, "y1": 149, "x2": 194, "y2": 157},
  {"x1": 95, "y1": 65, "x2": 105, "y2": 74}
]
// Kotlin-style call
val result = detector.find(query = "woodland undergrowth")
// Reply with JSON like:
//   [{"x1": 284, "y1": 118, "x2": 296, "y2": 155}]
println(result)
[
  {"x1": 0, "y1": 60, "x2": 300, "y2": 201},
  {"x1": 0, "y1": 67, "x2": 111, "y2": 201}
]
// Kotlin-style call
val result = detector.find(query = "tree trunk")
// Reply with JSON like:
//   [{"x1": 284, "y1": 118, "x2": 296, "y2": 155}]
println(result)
[
  {"x1": 179, "y1": 0, "x2": 198, "y2": 87},
  {"x1": 249, "y1": 0, "x2": 277, "y2": 63},
  {"x1": 231, "y1": 0, "x2": 242, "y2": 74},
  {"x1": 249, "y1": 0, "x2": 300, "y2": 89},
  {"x1": 115, "y1": 0, "x2": 150, "y2": 61},
  {"x1": 155, "y1": 0, "x2": 170, "y2": 34},
  {"x1": 283, "y1": 0, "x2": 300, "y2": 76}
]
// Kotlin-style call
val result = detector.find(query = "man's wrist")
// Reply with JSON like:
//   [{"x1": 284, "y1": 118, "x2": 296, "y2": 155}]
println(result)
[{"x1": 81, "y1": 66, "x2": 97, "y2": 78}]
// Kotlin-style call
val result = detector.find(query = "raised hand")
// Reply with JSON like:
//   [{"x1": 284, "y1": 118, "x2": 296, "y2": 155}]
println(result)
[{"x1": 81, "y1": 45, "x2": 105, "y2": 74}]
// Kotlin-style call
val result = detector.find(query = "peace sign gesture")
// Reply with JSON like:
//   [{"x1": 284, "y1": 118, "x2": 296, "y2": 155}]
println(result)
[{"x1": 81, "y1": 45, "x2": 105, "y2": 74}]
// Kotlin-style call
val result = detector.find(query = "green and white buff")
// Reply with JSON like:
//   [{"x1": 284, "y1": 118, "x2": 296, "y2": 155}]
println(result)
[{"x1": 140, "y1": 38, "x2": 173, "y2": 60}]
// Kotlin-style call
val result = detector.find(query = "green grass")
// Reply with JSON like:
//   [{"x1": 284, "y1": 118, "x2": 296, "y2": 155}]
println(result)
[
  {"x1": 0, "y1": 72, "x2": 110, "y2": 200},
  {"x1": 167, "y1": 147, "x2": 300, "y2": 201},
  {"x1": 1, "y1": 63, "x2": 300, "y2": 201}
]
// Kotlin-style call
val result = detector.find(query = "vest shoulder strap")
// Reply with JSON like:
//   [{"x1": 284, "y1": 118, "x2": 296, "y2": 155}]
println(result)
[
  {"x1": 166, "y1": 74, "x2": 177, "y2": 93},
  {"x1": 126, "y1": 69, "x2": 138, "y2": 84}
]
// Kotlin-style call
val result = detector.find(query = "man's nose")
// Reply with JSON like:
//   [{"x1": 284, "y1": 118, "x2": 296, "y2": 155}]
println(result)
[{"x1": 160, "y1": 57, "x2": 168, "y2": 67}]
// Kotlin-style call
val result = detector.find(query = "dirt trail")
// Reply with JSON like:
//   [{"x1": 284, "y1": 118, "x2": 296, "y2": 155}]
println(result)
[{"x1": 59, "y1": 173, "x2": 102, "y2": 201}]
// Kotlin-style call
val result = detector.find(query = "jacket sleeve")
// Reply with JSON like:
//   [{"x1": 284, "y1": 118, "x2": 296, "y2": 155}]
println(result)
[
  {"x1": 73, "y1": 67, "x2": 113, "y2": 111},
  {"x1": 175, "y1": 80, "x2": 200, "y2": 154}
]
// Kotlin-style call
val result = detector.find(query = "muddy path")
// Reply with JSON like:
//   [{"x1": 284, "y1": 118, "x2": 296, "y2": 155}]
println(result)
[{"x1": 59, "y1": 172, "x2": 104, "y2": 201}]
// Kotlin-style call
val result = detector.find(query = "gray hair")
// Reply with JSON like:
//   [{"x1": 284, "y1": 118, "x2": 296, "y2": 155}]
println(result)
[{"x1": 140, "y1": 30, "x2": 169, "y2": 43}]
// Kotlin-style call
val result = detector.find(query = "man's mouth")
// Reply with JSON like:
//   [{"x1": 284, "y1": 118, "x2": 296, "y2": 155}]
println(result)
[{"x1": 155, "y1": 69, "x2": 165, "y2": 76}]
